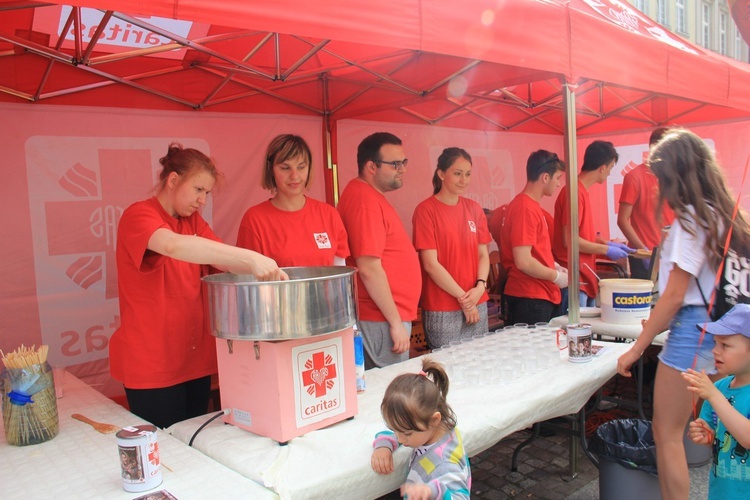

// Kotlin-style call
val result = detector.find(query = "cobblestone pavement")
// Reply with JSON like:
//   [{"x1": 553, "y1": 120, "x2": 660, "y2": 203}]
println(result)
[{"x1": 380, "y1": 349, "x2": 711, "y2": 499}]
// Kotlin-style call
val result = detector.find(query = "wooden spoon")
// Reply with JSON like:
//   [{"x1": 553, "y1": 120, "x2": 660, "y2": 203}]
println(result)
[{"x1": 71, "y1": 413, "x2": 121, "y2": 434}]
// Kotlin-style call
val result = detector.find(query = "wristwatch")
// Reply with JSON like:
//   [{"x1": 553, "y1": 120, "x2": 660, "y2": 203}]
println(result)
[{"x1": 475, "y1": 279, "x2": 488, "y2": 289}]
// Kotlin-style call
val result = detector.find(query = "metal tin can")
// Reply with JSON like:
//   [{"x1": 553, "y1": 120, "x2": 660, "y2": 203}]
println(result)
[
  {"x1": 116, "y1": 424, "x2": 162, "y2": 492},
  {"x1": 566, "y1": 323, "x2": 592, "y2": 363}
]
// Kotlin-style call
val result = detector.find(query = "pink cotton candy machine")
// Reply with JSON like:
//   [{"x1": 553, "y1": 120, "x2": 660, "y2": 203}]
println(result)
[{"x1": 202, "y1": 267, "x2": 359, "y2": 443}]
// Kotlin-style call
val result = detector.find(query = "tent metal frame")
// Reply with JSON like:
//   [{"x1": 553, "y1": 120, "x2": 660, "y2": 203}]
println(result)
[{"x1": 0, "y1": 4, "x2": 717, "y2": 134}]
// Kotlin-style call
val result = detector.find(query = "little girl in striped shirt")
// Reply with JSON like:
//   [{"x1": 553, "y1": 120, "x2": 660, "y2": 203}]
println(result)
[{"x1": 371, "y1": 358, "x2": 471, "y2": 499}]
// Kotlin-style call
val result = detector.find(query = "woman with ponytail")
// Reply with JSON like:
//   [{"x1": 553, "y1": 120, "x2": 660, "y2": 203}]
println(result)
[{"x1": 412, "y1": 148, "x2": 491, "y2": 349}]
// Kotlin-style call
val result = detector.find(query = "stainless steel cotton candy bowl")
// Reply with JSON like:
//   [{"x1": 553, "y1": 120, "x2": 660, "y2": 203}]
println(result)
[{"x1": 202, "y1": 266, "x2": 358, "y2": 340}]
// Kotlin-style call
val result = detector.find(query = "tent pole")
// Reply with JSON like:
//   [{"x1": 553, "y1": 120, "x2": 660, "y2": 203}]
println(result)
[
  {"x1": 562, "y1": 82, "x2": 580, "y2": 325},
  {"x1": 562, "y1": 80, "x2": 582, "y2": 481},
  {"x1": 322, "y1": 116, "x2": 339, "y2": 206},
  {"x1": 322, "y1": 74, "x2": 338, "y2": 206}
]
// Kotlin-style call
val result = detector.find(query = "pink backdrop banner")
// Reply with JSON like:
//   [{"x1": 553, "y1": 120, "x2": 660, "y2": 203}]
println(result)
[
  {"x1": 0, "y1": 103, "x2": 322, "y2": 392},
  {"x1": 2, "y1": 102, "x2": 748, "y2": 394}
]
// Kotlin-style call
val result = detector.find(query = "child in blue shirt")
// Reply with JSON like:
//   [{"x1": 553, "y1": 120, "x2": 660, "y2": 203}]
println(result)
[{"x1": 683, "y1": 303, "x2": 750, "y2": 499}]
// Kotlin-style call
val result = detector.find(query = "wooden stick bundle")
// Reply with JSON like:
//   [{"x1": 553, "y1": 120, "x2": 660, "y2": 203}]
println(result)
[
  {"x1": 1, "y1": 344, "x2": 58, "y2": 446},
  {"x1": 0, "y1": 344, "x2": 49, "y2": 369}
]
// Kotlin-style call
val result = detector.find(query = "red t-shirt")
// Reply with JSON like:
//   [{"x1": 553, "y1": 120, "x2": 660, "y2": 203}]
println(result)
[
  {"x1": 488, "y1": 204, "x2": 507, "y2": 249},
  {"x1": 110, "y1": 197, "x2": 219, "y2": 389},
  {"x1": 412, "y1": 196, "x2": 491, "y2": 311},
  {"x1": 338, "y1": 179, "x2": 422, "y2": 322},
  {"x1": 543, "y1": 208, "x2": 555, "y2": 247},
  {"x1": 236, "y1": 197, "x2": 349, "y2": 267},
  {"x1": 619, "y1": 163, "x2": 675, "y2": 250},
  {"x1": 500, "y1": 193, "x2": 560, "y2": 304},
  {"x1": 553, "y1": 181, "x2": 598, "y2": 298}
]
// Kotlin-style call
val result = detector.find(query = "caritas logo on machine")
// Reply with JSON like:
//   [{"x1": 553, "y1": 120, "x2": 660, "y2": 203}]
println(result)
[
  {"x1": 292, "y1": 338, "x2": 346, "y2": 427},
  {"x1": 612, "y1": 292, "x2": 652, "y2": 309}
]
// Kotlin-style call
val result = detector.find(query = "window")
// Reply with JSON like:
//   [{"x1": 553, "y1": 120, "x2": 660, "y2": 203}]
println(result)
[
  {"x1": 656, "y1": 0, "x2": 668, "y2": 26},
  {"x1": 736, "y1": 27, "x2": 745, "y2": 61},
  {"x1": 676, "y1": 0, "x2": 686, "y2": 33},
  {"x1": 634, "y1": 0, "x2": 647, "y2": 13},
  {"x1": 702, "y1": 3, "x2": 711, "y2": 49},
  {"x1": 719, "y1": 12, "x2": 727, "y2": 55}
]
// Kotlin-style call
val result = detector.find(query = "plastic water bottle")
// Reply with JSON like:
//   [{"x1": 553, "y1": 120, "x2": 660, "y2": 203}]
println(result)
[{"x1": 353, "y1": 324, "x2": 366, "y2": 393}]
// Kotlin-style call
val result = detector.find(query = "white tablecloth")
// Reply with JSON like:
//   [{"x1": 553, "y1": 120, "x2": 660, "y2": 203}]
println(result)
[
  {"x1": 0, "y1": 372, "x2": 277, "y2": 500},
  {"x1": 168, "y1": 339, "x2": 630, "y2": 500},
  {"x1": 551, "y1": 315, "x2": 669, "y2": 346}
]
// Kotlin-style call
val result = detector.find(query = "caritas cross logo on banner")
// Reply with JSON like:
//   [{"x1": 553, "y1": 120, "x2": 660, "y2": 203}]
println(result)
[
  {"x1": 292, "y1": 336, "x2": 346, "y2": 427},
  {"x1": 25, "y1": 137, "x2": 211, "y2": 366}
]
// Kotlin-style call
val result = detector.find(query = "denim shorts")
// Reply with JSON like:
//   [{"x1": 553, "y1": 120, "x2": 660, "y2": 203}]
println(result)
[{"x1": 658, "y1": 305, "x2": 716, "y2": 374}]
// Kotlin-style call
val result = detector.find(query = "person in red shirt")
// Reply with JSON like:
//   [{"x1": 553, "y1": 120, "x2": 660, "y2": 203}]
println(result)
[
  {"x1": 412, "y1": 147, "x2": 491, "y2": 349},
  {"x1": 112, "y1": 143, "x2": 287, "y2": 429},
  {"x1": 236, "y1": 134, "x2": 349, "y2": 266},
  {"x1": 488, "y1": 203, "x2": 506, "y2": 251},
  {"x1": 553, "y1": 140, "x2": 634, "y2": 312},
  {"x1": 617, "y1": 127, "x2": 675, "y2": 279},
  {"x1": 338, "y1": 133, "x2": 422, "y2": 368},
  {"x1": 500, "y1": 150, "x2": 568, "y2": 325}
]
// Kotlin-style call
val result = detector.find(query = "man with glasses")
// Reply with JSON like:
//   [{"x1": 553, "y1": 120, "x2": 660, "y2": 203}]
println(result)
[
  {"x1": 553, "y1": 140, "x2": 635, "y2": 313},
  {"x1": 500, "y1": 150, "x2": 568, "y2": 324},
  {"x1": 338, "y1": 132, "x2": 421, "y2": 368}
]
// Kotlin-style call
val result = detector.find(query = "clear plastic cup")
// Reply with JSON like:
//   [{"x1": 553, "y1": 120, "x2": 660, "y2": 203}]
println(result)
[
  {"x1": 523, "y1": 355, "x2": 539, "y2": 373},
  {"x1": 479, "y1": 367, "x2": 493, "y2": 386},
  {"x1": 499, "y1": 365, "x2": 514, "y2": 385},
  {"x1": 509, "y1": 359, "x2": 523, "y2": 378},
  {"x1": 464, "y1": 365, "x2": 481, "y2": 384}
]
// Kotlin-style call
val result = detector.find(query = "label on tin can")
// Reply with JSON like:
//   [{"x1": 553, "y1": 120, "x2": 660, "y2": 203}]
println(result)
[
  {"x1": 116, "y1": 424, "x2": 163, "y2": 493},
  {"x1": 567, "y1": 323, "x2": 592, "y2": 363}
]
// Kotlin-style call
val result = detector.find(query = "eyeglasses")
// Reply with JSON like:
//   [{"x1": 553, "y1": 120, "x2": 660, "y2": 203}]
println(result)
[{"x1": 374, "y1": 159, "x2": 408, "y2": 171}]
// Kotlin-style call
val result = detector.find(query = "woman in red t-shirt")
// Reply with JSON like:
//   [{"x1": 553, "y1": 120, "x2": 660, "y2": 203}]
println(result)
[
  {"x1": 412, "y1": 148, "x2": 491, "y2": 349},
  {"x1": 236, "y1": 134, "x2": 349, "y2": 267},
  {"x1": 112, "y1": 143, "x2": 287, "y2": 429}
]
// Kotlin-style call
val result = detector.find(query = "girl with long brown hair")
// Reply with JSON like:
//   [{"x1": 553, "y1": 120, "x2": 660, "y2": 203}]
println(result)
[{"x1": 617, "y1": 128, "x2": 750, "y2": 498}]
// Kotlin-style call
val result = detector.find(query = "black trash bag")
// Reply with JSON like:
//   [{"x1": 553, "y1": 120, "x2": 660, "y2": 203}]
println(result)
[{"x1": 589, "y1": 418, "x2": 658, "y2": 476}]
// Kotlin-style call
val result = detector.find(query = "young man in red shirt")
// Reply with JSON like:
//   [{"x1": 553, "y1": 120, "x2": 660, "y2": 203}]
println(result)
[
  {"x1": 500, "y1": 150, "x2": 568, "y2": 324},
  {"x1": 617, "y1": 127, "x2": 674, "y2": 279},
  {"x1": 553, "y1": 140, "x2": 634, "y2": 312}
]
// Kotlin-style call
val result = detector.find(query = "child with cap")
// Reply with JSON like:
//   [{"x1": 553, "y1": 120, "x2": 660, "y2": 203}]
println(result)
[{"x1": 682, "y1": 303, "x2": 750, "y2": 499}]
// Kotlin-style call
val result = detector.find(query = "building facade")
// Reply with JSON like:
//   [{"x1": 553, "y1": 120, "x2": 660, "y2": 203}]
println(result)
[{"x1": 628, "y1": 0, "x2": 748, "y2": 62}]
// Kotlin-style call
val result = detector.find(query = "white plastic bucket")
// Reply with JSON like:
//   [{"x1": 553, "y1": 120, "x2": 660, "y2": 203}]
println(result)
[{"x1": 600, "y1": 279, "x2": 654, "y2": 325}]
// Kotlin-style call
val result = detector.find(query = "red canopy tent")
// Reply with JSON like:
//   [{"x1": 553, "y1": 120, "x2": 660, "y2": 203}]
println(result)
[{"x1": 2, "y1": 0, "x2": 750, "y2": 131}]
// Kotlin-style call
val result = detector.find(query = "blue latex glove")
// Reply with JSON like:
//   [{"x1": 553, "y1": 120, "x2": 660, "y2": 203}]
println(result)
[{"x1": 606, "y1": 241, "x2": 636, "y2": 261}]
